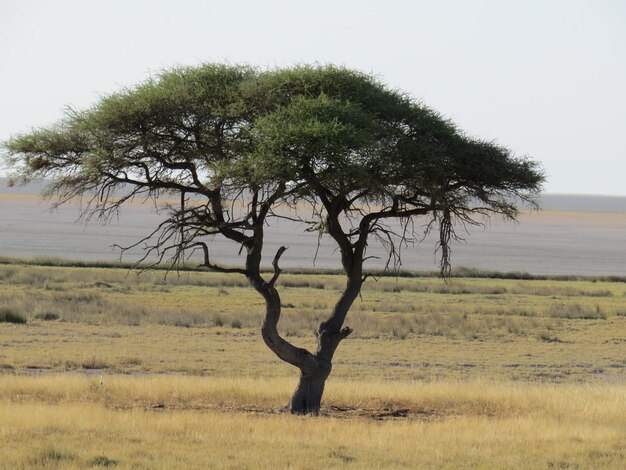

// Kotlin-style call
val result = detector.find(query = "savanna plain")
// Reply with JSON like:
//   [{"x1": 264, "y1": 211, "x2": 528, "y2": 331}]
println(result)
[{"x1": 1, "y1": 260, "x2": 625, "y2": 469}]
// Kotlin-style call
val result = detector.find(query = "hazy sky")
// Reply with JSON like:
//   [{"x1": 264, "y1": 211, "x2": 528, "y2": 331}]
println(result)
[{"x1": 1, "y1": 0, "x2": 624, "y2": 195}]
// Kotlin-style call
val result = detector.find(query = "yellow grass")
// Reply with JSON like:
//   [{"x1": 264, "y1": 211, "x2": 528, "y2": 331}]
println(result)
[
  {"x1": 1, "y1": 262, "x2": 625, "y2": 467},
  {"x1": 1, "y1": 318, "x2": 625, "y2": 382},
  {"x1": 0, "y1": 376, "x2": 624, "y2": 469}
]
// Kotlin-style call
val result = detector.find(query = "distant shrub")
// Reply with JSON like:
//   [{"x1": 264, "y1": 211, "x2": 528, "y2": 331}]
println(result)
[
  {"x1": 281, "y1": 279, "x2": 308, "y2": 288},
  {"x1": 230, "y1": 319, "x2": 242, "y2": 329},
  {"x1": 547, "y1": 303, "x2": 607, "y2": 320},
  {"x1": 391, "y1": 327, "x2": 410, "y2": 340},
  {"x1": 0, "y1": 307, "x2": 26, "y2": 324},
  {"x1": 31, "y1": 448, "x2": 75, "y2": 466},
  {"x1": 81, "y1": 356, "x2": 109, "y2": 370},
  {"x1": 280, "y1": 279, "x2": 326, "y2": 289},
  {"x1": 119, "y1": 357, "x2": 142, "y2": 366},
  {"x1": 452, "y1": 266, "x2": 535, "y2": 280},
  {"x1": 584, "y1": 290, "x2": 613, "y2": 298},
  {"x1": 154, "y1": 311, "x2": 206, "y2": 328},
  {"x1": 91, "y1": 281, "x2": 113, "y2": 289},
  {"x1": 34, "y1": 312, "x2": 59, "y2": 321},
  {"x1": 538, "y1": 333, "x2": 563, "y2": 343},
  {"x1": 90, "y1": 456, "x2": 118, "y2": 467}
]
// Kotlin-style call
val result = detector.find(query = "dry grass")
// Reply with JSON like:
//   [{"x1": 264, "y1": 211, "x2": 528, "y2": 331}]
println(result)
[
  {"x1": 1, "y1": 262, "x2": 625, "y2": 468},
  {"x1": 0, "y1": 263, "x2": 625, "y2": 383},
  {"x1": 0, "y1": 265, "x2": 626, "y2": 383},
  {"x1": 0, "y1": 376, "x2": 624, "y2": 469},
  {"x1": 2, "y1": 375, "x2": 624, "y2": 421},
  {"x1": 1, "y1": 263, "x2": 625, "y2": 331},
  {"x1": 1, "y1": 318, "x2": 624, "y2": 382}
]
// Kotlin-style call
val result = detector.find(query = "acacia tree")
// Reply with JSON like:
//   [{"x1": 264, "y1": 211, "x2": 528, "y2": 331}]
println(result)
[{"x1": 3, "y1": 64, "x2": 544, "y2": 415}]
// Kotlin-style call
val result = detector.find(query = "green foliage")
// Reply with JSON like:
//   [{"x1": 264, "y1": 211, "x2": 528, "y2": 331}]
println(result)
[
  {"x1": 3, "y1": 63, "x2": 543, "y2": 199},
  {"x1": 2, "y1": 63, "x2": 544, "y2": 276},
  {"x1": 248, "y1": 94, "x2": 382, "y2": 191}
]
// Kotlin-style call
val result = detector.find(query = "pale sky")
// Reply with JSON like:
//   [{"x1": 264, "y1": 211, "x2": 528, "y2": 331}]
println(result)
[{"x1": 1, "y1": 0, "x2": 625, "y2": 195}]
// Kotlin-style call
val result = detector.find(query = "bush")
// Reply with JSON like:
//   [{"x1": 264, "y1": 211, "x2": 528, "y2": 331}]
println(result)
[
  {"x1": 81, "y1": 356, "x2": 109, "y2": 370},
  {"x1": 547, "y1": 303, "x2": 607, "y2": 320},
  {"x1": 34, "y1": 312, "x2": 60, "y2": 321},
  {"x1": 31, "y1": 448, "x2": 75, "y2": 466},
  {"x1": 0, "y1": 307, "x2": 26, "y2": 324},
  {"x1": 90, "y1": 456, "x2": 118, "y2": 467},
  {"x1": 538, "y1": 333, "x2": 563, "y2": 343}
]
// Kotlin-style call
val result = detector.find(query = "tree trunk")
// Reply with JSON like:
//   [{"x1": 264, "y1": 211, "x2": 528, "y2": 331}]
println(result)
[
  {"x1": 239, "y1": 198, "x2": 366, "y2": 416},
  {"x1": 251, "y1": 242, "x2": 361, "y2": 416},
  {"x1": 285, "y1": 320, "x2": 354, "y2": 415},
  {"x1": 288, "y1": 363, "x2": 332, "y2": 415}
]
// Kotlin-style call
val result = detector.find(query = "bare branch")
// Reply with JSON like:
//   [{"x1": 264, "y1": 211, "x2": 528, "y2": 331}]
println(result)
[
  {"x1": 189, "y1": 242, "x2": 248, "y2": 275},
  {"x1": 268, "y1": 246, "x2": 288, "y2": 287}
]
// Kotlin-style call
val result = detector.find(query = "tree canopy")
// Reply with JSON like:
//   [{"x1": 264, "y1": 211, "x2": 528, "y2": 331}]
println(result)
[{"x1": 3, "y1": 63, "x2": 544, "y2": 414}]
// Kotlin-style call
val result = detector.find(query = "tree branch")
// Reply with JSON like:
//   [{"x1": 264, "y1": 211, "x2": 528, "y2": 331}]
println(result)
[
  {"x1": 189, "y1": 241, "x2": 248, "y2": 275},
  {"x1": 269, "y1": 246, "x2": 288, "y2": 287}
]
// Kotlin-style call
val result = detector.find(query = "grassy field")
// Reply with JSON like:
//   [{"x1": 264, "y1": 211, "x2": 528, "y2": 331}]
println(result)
[
  {"x1": 1, "y1": 376, "x2": 625, "y2": 469},
  {"x1": 1, "y1": 261, "x2": 625, "y2": 468}
]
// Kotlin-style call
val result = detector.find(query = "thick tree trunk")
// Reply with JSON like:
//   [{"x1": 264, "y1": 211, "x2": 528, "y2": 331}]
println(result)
[
  {"x1": 285, "y1": 314, "x2": 355, "y2": 415},
  {"x1": 288, "y1": 363, "x2": 332, "y2": 415},
  {"x1": 280, "y1": 270, "x2": 361, "y2": 414}
]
